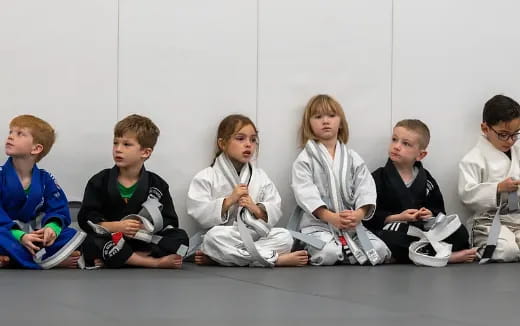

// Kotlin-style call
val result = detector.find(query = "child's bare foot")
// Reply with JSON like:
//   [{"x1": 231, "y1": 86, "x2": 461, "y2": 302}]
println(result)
[
  {"x1": 94, "y1": 259, "x2": 104, "y2": 268},
  {"x1": 275, "y1": 250, "x2": 309, "y2": 267},
  {"x1": 194, "y1": 250, "x2": 216, "y2": 265},
  {"x1": 0, "y1": 255, "x2": 10, "y2": 268},
  {"x1": 449, "y1": 248, "x2": 478, "y2": 264},
  {"x1": 157, "y1": 254, "x2": 183, "y2": 269},
  {"x1": 57, "y1": 250, "x2": 81, "y2": 269}
]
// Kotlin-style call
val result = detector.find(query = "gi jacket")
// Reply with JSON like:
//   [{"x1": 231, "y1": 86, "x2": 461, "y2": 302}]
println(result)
[
  {"x1": 78, "y1": 166, "x2": 179, "y2": 233},
  {"x1": 364, "y1": 159, "x2": 445, "y2": 231}
]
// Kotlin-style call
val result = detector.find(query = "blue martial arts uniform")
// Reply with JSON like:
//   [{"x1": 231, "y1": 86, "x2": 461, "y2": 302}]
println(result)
[{"x1": 0, "y1": 158, "x2": 85, "y2": 269}]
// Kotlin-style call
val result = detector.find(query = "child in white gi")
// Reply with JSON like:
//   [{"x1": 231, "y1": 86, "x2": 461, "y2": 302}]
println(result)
[
  {"x1": 459, "y1": 94, "x2": 520, "y2": 262},
  {"x1": 291, "y1": 94, "x2": 391, "y2": 266},
  {"x1": 187, "y1": 114, "x2": 308, "y2": 267}
]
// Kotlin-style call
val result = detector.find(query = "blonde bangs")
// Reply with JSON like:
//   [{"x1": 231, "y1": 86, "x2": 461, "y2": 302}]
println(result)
[{"x1": 300, "y1": 94, "x2": 349, "y2": 147}]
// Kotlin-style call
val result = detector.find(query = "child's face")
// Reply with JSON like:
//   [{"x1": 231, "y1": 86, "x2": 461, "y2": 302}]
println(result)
[
  {"x1": 388, "y1": 127, "x2": 426, "y2": 167},
  {"x1": 481, "y1": 118, "x2": 520, "y2": 152},
  {"x1": 113, "y1": 132, "x2": 151, "y2": 169},
  {"x1": 220, "y1": 124, "x2": 257, "y2": 165},
  {"x1": 5, "y1": 126, "x2": 40, "y2": 159},
  {"x1": 309, "y1": 112, "x2": 341, "y2": 143}
]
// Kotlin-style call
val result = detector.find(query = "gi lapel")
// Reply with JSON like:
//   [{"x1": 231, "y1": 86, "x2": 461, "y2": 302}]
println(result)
[
  {"x1": 384, "y1": 159, "x2": 416, "y2": 210},
  {"x1": 126, "y1": 167, "x2": 150, "y2": 213},
  {"x1": 306, "y1": 141, "x2": 374, "y2": 265},
  {"x1": 408, "y1": 161, "x2": 427, "y2": 208},
  {"x1": 107, "y1": 166, "x2": 124, "y2": 206},
  {"x1": 6, "y1": 158, "x2": 43, "y2": 223},
  {"x1": 215, "y1": 153, "x2": 273, "y2": 267}
]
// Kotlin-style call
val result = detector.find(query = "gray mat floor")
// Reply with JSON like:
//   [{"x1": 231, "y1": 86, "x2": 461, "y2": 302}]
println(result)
[{"x1": 0, "y1": 263, "x2": 518, "y2": 326}]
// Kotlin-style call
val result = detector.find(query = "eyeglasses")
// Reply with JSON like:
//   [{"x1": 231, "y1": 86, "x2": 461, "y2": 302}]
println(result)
[{"x1": 489, "y1": 125, "x2": 520, "y2": 142}]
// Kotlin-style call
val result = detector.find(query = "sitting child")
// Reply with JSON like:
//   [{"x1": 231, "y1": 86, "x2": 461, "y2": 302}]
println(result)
[
  {"x1": 365, "y1": 119, "x2": 476, "y2": 265},
  {"x1": 459, "y1": 95, "x2": 520, "y2": 262},
  {"x1": 0, "y1": 115, "x2": 85, "y2": 269},
  {"x1": 291, "y1": 94, "x2": 390, "y2": 266},
  {"x1": 78, "y1": 114, "x2": 189, "y2": 268},
  {"x1": 187, "y1": 114, "x2": 308, "y2": 267}
]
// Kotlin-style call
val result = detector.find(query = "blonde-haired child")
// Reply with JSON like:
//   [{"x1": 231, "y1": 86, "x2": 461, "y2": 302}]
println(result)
[{"x1": 291, "y1": 95, "x2": 390, "y2": 266}]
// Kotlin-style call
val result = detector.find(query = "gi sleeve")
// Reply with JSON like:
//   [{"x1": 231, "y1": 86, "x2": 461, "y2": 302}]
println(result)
[
  {"x1": 159, "y1": 183, "x2": 179, "y2": 228},
  {"x1": 41, "y1": 172, "x2": 71, "y2": 227},
  {"x1": 255, "y1": 170, "x2": 282, "y2": 227},
  {"x1": 458, "y1": 159, "x2": 498, "y2": 213},
  {"x1": 78, "y1": 174, "x2": 107, "y2": 233},
  {"x1": 363, "y1": 168, "x2": 390, "y2": 230},
  {"x1": 349, "y1": 150, "x2": 377, "y2": 220},
  {"x1": 186, "y1": 169, "x2": 228, "y2": 229},
  {"x1": 424, "y1": 172, "x2": 446, "y2": 216},
  {"x1": 291, "y1": 152, "x2": 328, "y2": 218}
]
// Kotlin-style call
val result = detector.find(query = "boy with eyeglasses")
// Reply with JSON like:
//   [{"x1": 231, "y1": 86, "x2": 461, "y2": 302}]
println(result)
[{"x1": 459, "y1": 94, "x2": 520, "y2": 262}]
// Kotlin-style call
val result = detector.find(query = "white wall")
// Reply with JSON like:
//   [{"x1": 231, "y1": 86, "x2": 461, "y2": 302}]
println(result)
[
  {"x1": 0, "y1": 0, "x2": 118, "y2": 201},
  {"x1": 1, "y1": 0, "x2": 520, "y2": 235},
  {"x1": 392, "y1": 0, "x2": 520, "y2": 218}
]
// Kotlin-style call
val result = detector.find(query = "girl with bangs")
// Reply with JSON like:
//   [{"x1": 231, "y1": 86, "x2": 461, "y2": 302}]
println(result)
[
  {"x1": 187, "y1": 114, "x2": 308, "y2": 267},
  {"x1": 290, "y1": 95, "x2": 391, "y2": 266}
]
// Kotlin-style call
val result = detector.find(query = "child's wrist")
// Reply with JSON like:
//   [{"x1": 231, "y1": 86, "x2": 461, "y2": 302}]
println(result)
[{"x1": 11, "y1": 229, "x2": 26, "y2": 242}]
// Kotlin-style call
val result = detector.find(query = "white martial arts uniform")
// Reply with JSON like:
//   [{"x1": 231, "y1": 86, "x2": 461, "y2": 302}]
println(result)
[
  {"x1": 187, "y1": 154, "x2": 293, "y2": 267},
  {"x1": 459, "y1": 135, "x2": 520, "y2": 262},
  {"x1": 291, "y1": 140, "x2": 390, "y2": 266}
]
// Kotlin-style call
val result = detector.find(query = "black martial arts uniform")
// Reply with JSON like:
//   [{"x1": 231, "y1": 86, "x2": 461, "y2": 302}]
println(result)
[{"x1": 78, "y1": 166, "x2": 188, "y2": 267}]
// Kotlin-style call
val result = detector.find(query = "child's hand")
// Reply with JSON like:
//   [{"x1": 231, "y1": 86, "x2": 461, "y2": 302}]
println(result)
[
  {"x1": 417, "y1": 208, "x2": 433, "y2": 220},
  {"x1": 21, "y1": 232, "x2": 43, "y2": 256},
  {"x1": 327, "y1": 212, "x2": 349, "y2": 230},
  {"x1": 229, "y1": 184, "x2": 249, "y2": 204},
  {"x1": 399, "y1": 209, "x2": 420, "y2": 222},
  {"x1": 119, "y1": 220, "x2": 142, "y2": 238},
  {"x1": 238, "y1": 195, "x2": 256, "y2": 212},
  {"x1": 498, "y1": 177, "x2": 520, "y2": 193},
  {"x1": 33, "y1": 228, "x2": 57, "y2": 247},
  {"x1": 340, "y1": 210, "x2": 363, "y2": 229}
]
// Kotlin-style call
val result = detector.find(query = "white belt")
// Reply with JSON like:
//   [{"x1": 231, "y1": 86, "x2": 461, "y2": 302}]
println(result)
[
  {"x1": 480, "y1": 192, "x2": 518, "y2": 264},
  {"x1": 89, "y1": 197, "x2": 187, "y2": 257},
  {"x1": 407, "y1": 213, "x2": 461, "y2": 267}
]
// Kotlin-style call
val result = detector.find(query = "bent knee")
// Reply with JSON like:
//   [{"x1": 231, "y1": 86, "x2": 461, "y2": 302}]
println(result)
[
  {"x1": 309, "y1": 244, "x2": 341, "y2": 266},
  {"x1": 270, "y1": 229, "x2": 294, "y2": 251},
  {"x1": 494, "y1": 240, "x2": 520, "y2": 262},
  {"x1": 372, "y1": 241, "x2": 391, "y2": 264}
]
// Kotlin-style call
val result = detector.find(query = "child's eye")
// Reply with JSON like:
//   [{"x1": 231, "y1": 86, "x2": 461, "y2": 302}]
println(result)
[
  {"x1": 235, "y1": 136, "x2": 245, "y2": 141},
  {"x1": 403, "y1": 142, "x2": 410, "y2": 147},
  {"x1": 328, "y1": 113, "x2": 336, "y2": 118},
  {"x1": 250, "y1": 137, "x2": 258, "y2": 144},
  {"x1": 391, "y1": 137, "x2": 397, "y2": 142}
]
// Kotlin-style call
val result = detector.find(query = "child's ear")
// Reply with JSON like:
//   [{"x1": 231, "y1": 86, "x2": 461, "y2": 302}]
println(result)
[
  {"x1": 31, "y1": 144, "x2": 43, "y2": 156},
  {"x1": 141, "y1": 147, "x2": 153, "y2": 160},
  {"x1": 481, "y1": 122, "x2": 489, "y2": 134},
  {"x1": 217, "y1": 138, "x2": 226, "y2": 151},
  {"x1": 416, "y1": 149, "x2": 428, "y2": 161}
]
